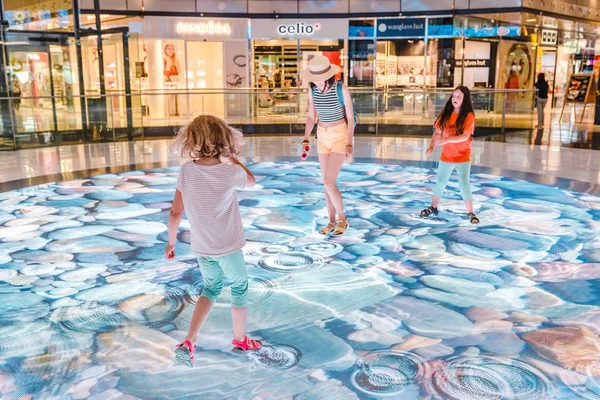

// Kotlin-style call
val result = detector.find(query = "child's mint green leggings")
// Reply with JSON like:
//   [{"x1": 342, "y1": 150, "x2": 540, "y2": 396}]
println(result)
[
  {"x1": 433, "y1": 161, "x2": 473, "y2": 201},
  {"x1": 196, "y1": 250, "x2": 248, "y2": 308}
]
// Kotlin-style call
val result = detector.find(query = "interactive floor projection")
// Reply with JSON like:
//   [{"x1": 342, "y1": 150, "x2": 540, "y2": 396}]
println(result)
[{"x1": 0, "y1": 161, "x2": 599, "y2": 399}]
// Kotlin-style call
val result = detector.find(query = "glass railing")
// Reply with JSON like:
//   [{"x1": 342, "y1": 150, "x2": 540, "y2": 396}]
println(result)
[{"x1": 0, "y1": 88, "x2": 539, "y2": 150}]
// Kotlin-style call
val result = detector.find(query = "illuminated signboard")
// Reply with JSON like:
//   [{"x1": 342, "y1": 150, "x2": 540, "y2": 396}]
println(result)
[
  {"x1": 176, "y1": 21, "x2": 231, "y2": 35},
  {"x1": 377, "y1": 18, "x2": 426, "y2": 37},
  {"x1": 277, "y1": 22, "x2": 321, "y2": 36},
  {"x1": 251, "y1": 19, "x2": 348, "y2": 39},
  {"x1": 541, "y1": 29, "x2": 558, "y2": 45}
]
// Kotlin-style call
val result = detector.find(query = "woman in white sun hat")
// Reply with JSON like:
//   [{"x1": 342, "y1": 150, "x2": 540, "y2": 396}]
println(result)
[{"x1": 302, "y1": 55, "x2": 355, "y2": 236}]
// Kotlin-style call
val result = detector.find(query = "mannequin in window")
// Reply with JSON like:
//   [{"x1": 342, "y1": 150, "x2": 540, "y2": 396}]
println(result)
[
  {"x1": 505, "y1": 68, "x2": 520, "y2": 112},
  {"x1": 11, "y1": 75, "x2": 21, "y2": 110},
  {"x1": 274, "y1": 69, "x2": 282, "y2": 88},
  {"x1": 164, "y1": 44, "x2": 182, "y2": 117}
]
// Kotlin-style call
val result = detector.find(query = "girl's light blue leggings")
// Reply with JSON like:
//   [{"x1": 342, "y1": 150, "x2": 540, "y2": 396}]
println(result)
[
  {"x1": 196, "y1": 250, "x2": 248, "y2": 308},
  {"x1": 433, "y1": 161, "x2": 473, "y2": 201}
]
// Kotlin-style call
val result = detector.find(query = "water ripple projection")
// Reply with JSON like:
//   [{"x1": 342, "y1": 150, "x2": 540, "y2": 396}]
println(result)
[
  {"x1": 351, "y1": 351, "x2": 423, "y2": 396},
  {"x1": 257, "y1": 251, "x2": 324, "y2": 273},
  {"x1": 248, "y1": 344, "x2": 301, "y2": 370},
  {"x1": 302, "y1": 242, "x2": 344, "y2": 257},
  {"x1": 0, "y1": 162, "x2": 599, "y2": 399},
  {"x1": 431, "y1": 355, "x2": 554, "y2": 400},
  {"x1": 568, "y1": 360, "x2": 600, "y2": 400}
]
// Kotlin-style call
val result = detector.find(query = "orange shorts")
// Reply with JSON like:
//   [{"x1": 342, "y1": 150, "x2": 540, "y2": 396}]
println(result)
[{"x1": 317, "y1": 123, "x2": 348, "y2": 155}]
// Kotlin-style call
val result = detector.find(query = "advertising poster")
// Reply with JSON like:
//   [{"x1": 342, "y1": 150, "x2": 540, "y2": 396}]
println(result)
[
  {"x1": 503, "y1": 43, "x2": 533, "y2": 89},
  {"x1": 560, "y1": 74, "x2": 595, "y2": 124},
  {"x1": 565, "y1": 74, "x2": 592, "y2": 104},
  {"x1": 594, "y1": 56, "x2": 600, "y2": 125}
]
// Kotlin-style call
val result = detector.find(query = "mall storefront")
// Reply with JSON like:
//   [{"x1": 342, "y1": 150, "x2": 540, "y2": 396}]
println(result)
[
  {"x1": 1, "y1": 12, "x2": 598, "y2": 144},
  {"x1": 250, "y1": 18, "x2": 347, "y2": 118},
  {"x1": 90, "y1": 17, "x2": 250, "y2": 129}
]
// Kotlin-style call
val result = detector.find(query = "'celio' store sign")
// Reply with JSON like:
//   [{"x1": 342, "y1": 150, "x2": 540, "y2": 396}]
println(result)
[
  {"x1": 277, "y1": 22, "x2": 321, "y2": 36},
  {"x1": 251, "y1": 19, "x2": 348, "y2": 39}
]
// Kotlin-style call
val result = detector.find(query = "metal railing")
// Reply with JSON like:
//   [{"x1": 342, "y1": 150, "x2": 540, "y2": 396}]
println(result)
[{"x1": 0, "y1": 88, "x2": 540, "y2": 150}]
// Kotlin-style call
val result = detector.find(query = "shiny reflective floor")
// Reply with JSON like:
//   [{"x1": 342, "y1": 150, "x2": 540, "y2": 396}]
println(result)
[
  {"x1": 0, "y1": 138, "x2": 599, "y2": 399},
  {"x1": 3, "y1": 102, "x2": 600, "y2": 151},
  {"x1": 2, "y1": 135, "x2": 600, "y2": 189}
]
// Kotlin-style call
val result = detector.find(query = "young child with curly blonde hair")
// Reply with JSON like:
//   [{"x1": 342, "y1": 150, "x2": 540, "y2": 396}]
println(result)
[{"x1": 165, "y1": 115, "x2": 262, "y2": 367}]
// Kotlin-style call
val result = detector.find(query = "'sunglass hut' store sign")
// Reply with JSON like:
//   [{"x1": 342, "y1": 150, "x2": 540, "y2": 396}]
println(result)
[{"x1": 377, "y1": 18, "x2": 426, "y2": 38}]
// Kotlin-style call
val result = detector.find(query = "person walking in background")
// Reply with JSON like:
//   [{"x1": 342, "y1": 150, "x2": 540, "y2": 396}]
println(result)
[
  {"x1": 166, "y1": 115, "x2": 262, "y2": 368},
  {"x1": 421, "y1": 86, "x2": 479, "y2": 224},
  {"x1": 11, "y1": 75, "x2": 21, "y2": 111},
  {"x1": 302, "y1": 56, "x2": 355, "y2": 236},
  {"x1": 534, "y1": 73, "x2": 549, "y2": 128}
]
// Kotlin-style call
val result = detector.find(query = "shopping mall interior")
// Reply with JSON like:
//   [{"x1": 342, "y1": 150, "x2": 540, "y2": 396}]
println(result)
[{"x1": 0, "y1": 1, "x2": 600, "y2": 399}]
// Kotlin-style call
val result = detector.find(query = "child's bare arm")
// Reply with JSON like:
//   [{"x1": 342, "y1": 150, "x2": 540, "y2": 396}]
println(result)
[
  {"x1": 426, "y1": 129, "x2": 441, "y2": 154},
  {"x1": 230, "y1": 157, "x2": 256, "y2": 188},
  {"x1": 438, "y1": 130, "x2": 471, "y2": 145},
  {"x1": 165, "y1": 190, "x2": 184, "y2": 258}
]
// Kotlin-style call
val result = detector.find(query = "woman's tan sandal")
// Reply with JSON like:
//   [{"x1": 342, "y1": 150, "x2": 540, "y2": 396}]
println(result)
[
  {"x1": 333, "y1": 219, "x2": 349, "y2": 236},
  {"x1": 319, "y1": 222, "x2": 336, "y2": 235}
]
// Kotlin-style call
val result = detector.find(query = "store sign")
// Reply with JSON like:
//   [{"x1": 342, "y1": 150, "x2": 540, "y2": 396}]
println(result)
[
  {"x1": 349, "y1": 51, "x2": 375, "y2": 61},
  {"x1": 377, "y1": 18, "x2": 425, "y2": 38},
  {"x1": 277, "y1": 22, "x2": 320, "y2": 36},
  {"x1": 541, "y1": 29, "x2": 558, "y2": 45},
  {"x1": 251, "y1": 19, "x2": 348, "y2": 39},
  {"x1": 176, "y1": 21, "x2": 232, "y2": 35},
  {"x1": 143, "y1": 17, "x2": 247, "y2": 39},
  {"x1": 458, "y1": 25, "x2": 521, "y2": 38},
  {"x1": 455, "y1": 59, "x2": 491, "y2": 68}
]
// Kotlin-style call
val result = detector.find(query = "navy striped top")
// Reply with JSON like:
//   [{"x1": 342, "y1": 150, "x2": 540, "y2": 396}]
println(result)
[{"x1": 312, "y1": 80, "x2": 345, "y2": 123}]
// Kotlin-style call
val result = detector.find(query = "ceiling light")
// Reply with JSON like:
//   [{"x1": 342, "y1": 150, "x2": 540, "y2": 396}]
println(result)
[{"x1": 526, "y1": 18, "x2": 536, "y2": 22}]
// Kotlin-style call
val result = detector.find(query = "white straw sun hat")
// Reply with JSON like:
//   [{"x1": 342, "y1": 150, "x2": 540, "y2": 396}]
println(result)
[{"x1": 303, "y1": 55, "x2": 340, "y2": 83}]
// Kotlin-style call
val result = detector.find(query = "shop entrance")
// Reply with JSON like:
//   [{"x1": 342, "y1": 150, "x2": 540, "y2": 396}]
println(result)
[
  {"x1": 253, "y1": 40, "x2": 297, "y2": 117},
  {"x1": 8, "y1": 46, "x2": 53, "y2": 110},
  {"x1": 82, "y1": 33, "x2": 126, "y2": 129},
  {"x1": 80, "y1": 28, "x2": 135, "y2": 139},
  {"x1": 538, "y1": 48, "x2": 557, "y2": 105},
  {"x1": 376, "y1": 39, "x2": 428, "y2": 116},
  {"x1": 253, "y1": 39, "x2": 343, "y2": 118},
  {"x1": 7, "y1": 34, "x2": 79, "y2": 139},
  {"x1": 376, "y1": 39, "x2": 427, "y2": 89},
  {"x1": 187, "y1": 41, "x2": 224, "y2": 117}
]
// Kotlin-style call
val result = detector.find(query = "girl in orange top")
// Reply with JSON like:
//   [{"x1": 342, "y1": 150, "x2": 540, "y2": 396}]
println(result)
[{"x1": 421, "y1": 86, "x2": 479, "y2": 224}]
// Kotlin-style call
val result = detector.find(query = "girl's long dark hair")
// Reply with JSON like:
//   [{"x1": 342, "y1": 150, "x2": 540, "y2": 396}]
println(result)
[
  {"x1": 435, "y1": 86, "x2": 474, "y2": 135},
  {"x1": 310, "y1": 76, "x2": 336, "y2": 92}
]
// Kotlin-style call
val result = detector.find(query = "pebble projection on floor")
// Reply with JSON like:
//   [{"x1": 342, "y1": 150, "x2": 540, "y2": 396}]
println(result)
[{"x1": 0, "y1": 161, "x2": 599, "y2": 399}]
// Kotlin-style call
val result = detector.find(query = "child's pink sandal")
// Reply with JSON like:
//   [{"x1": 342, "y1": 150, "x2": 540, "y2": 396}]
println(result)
[
  {"x1": 175, "y1": 340, "x2": 196, "y2": 367},
  {"x1": 232, "y1": 336, "x2": 262, "y2": 351}
]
